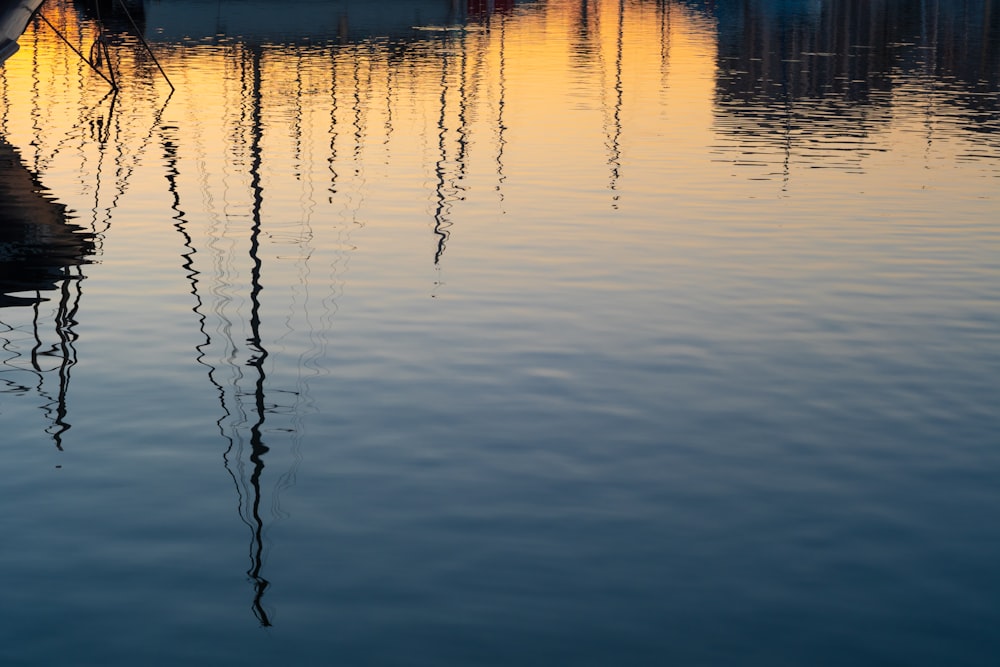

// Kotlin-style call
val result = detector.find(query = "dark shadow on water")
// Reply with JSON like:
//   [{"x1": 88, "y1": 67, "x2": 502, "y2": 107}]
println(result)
[
  {"x1": 0, "y1": 140, "x2": 94, "y2": 306},
  {"x1": 0, "y1": 138, "x2": 95, "y2": 449},
  {"x1": 705, "y1": 0, "x2": 1000, "y2": 176}
]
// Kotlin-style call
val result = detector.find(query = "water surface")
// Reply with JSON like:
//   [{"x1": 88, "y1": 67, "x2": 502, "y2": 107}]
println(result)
[{"x1": 1, "y1": 1, "x2": 998, "y2": 665}]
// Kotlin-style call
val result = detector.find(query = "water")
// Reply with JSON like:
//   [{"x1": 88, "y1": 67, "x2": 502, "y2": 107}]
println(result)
[{"x1": 1, "y1": 0, "x2": 998, "y2": 664}]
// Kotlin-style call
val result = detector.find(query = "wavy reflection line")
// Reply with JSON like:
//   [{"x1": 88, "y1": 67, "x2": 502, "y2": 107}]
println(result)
[
  {"x1": 244, "y1": 43, "x2": 272, "y2": 629},
  {"x1": 163, "y1": 83, "x2": 265, "y2": 633},
  {"x1": 383, "y1": 55, "x2": 394, "y2": 163},
  {"x1": 24, "y1": 284, "x2": 75, "y2": 450},
  {"x1": 272, "y1": 46, "x2": 313, "y2": 519},
  {"x1": 348, "y1": 45, "x2": 369, "y2": 225},
  {"x1": 328, "y1": 47, "x2": 340, "y2": 202},
  {"x1": 0, "y1": 65, "x2": 8, "y2": 134},
  {"x1": 432, "y1": 35, "x2": 453, "y2": 267},
  {"x1": 608, "y1": 0, "x2": 623, "y2": 207},
  {"x1": 456, "y1": 30, "x2": 470, "y2": 189},
  {"x1": 321, "y1": 46, "x2": 355, "y2": 361},
  {"x1": 0, "y1": 283, "x2": 81, "y2": 446},
  {"x1": 209, "y1": 51, "x2": 255, "y2": 597},
  {"x1": 29, "y1": 19, "x2": 41, "y2": 172},
  {"x1": 495, "y1": 10, "x2": 507, "y2": 208},
  {"x1": 172, "y1": 42, "x2": 276, "y2": 629},
  {"x1": 658, "y1": 0, "x2": 671, "y2": 97},
  {"x1": 0, "y1": 320, "x2": 34, "y2": 396},
  {"x1": 41, "y1": 269, "x2": 82, "y2": 449}
]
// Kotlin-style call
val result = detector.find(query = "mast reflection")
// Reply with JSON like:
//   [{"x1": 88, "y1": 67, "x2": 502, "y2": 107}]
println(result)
[
  {"x1": 139, "y1": 1, "x2": 532, "y2": 624},
  {"x1": 243, "y1": 42, "x2": 272, "y2": 627}
]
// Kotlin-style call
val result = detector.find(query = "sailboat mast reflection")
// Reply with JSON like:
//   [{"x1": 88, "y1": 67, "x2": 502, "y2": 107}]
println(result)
[
  {"x1": 34, "y1": 273, "x2": 82, "y2": 448},
  {"x1": 432, "y1": 36, "x2": 453, "y2": 265},
  {"x1": 163, "y1": 41, "x2": 276, "y2": 627},
  {"x1": 243, "y1": 42, "x2": 272, "y2": 627},
  {"x1": 608, "y1": 0, "x2": 623, "y2": 206}
]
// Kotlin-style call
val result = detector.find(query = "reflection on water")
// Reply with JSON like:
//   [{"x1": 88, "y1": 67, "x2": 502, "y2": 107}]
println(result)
[
  {"x1": 711, "y1": 0, "x2": 1000, "y2": 180},
  {"x1": 0, "y1": 1, "x2": 998, "y2": 664},
  {"x1": 0, "y1": 137, "x2": 93, "y2": 448}
]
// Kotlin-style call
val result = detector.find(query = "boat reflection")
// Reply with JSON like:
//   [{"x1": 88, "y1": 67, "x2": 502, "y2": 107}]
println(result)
[
  {"x1": 709, "y1": 0, "x2": 1000, "y2": 180},
  {"x1": 0, "y1": 137, "x2": 94, "y2": 449}
]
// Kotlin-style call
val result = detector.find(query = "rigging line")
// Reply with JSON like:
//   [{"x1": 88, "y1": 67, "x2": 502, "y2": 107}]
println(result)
[
  {"x1": 91, "y1": 0, "x2": 117, "y2": 89},
  {"x1": 35, "y1": 8, "x2": 116, "y2": 89},
  {"x1": 115, "y1": 0, "x2": 174, "y2": 90}
]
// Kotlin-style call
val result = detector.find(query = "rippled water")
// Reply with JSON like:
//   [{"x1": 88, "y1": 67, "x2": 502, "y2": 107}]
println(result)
[{"x1": 1, "y1": 1, "x2": 998, "y2": 665}]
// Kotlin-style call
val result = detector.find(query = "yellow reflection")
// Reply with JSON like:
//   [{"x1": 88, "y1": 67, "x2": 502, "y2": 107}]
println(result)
[
  {"x1": 0, "y1": 0, "x2": 993, "y2": 251},
  {"x1": 1, "y1": 1, "x2": 718, "y2": 226}
]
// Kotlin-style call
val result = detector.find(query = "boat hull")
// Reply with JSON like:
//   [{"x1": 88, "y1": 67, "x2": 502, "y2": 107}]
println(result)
[{"x1": 0, "y1": 0, "x2": 43, "y2": 65}]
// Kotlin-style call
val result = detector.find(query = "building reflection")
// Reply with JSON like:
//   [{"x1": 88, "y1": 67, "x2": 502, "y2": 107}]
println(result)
[{"x1": 0, "y1": 137, "x2": 94, "y2": 449}]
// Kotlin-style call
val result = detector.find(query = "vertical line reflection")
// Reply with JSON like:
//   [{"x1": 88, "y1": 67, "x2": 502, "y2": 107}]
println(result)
[
  {"x1": 244, "y1": 43, "x2": 273, "y2": 628},
  {"x1": 609, "y1": 0, "x2": 624, "y2": 207}
]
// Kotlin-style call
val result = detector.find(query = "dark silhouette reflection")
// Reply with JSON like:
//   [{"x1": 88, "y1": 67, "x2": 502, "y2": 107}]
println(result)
[
  {"x1": 432, "y1": 38, "x2": 456, "y2": 266},
  {"x1": 707, "y1": 0, "x2": 1000, "y2": 176},
  {"x1": 243, "y1": 44, "x2": 273, "y2": 627},
  {"x1": 608, "y1": 0, "x2": 623, "y2": 206},
  {"x1": 0, "y1": 141, "x2": 91, "y2": 306},
  {"x1": 0, "y1": 138, "x2": 94, "y2": 449}
]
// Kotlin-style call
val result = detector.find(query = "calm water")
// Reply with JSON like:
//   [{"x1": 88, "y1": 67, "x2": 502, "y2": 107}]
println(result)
[{"x1": 1, "y1": 0, "x2": 998, "y2": 664}]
